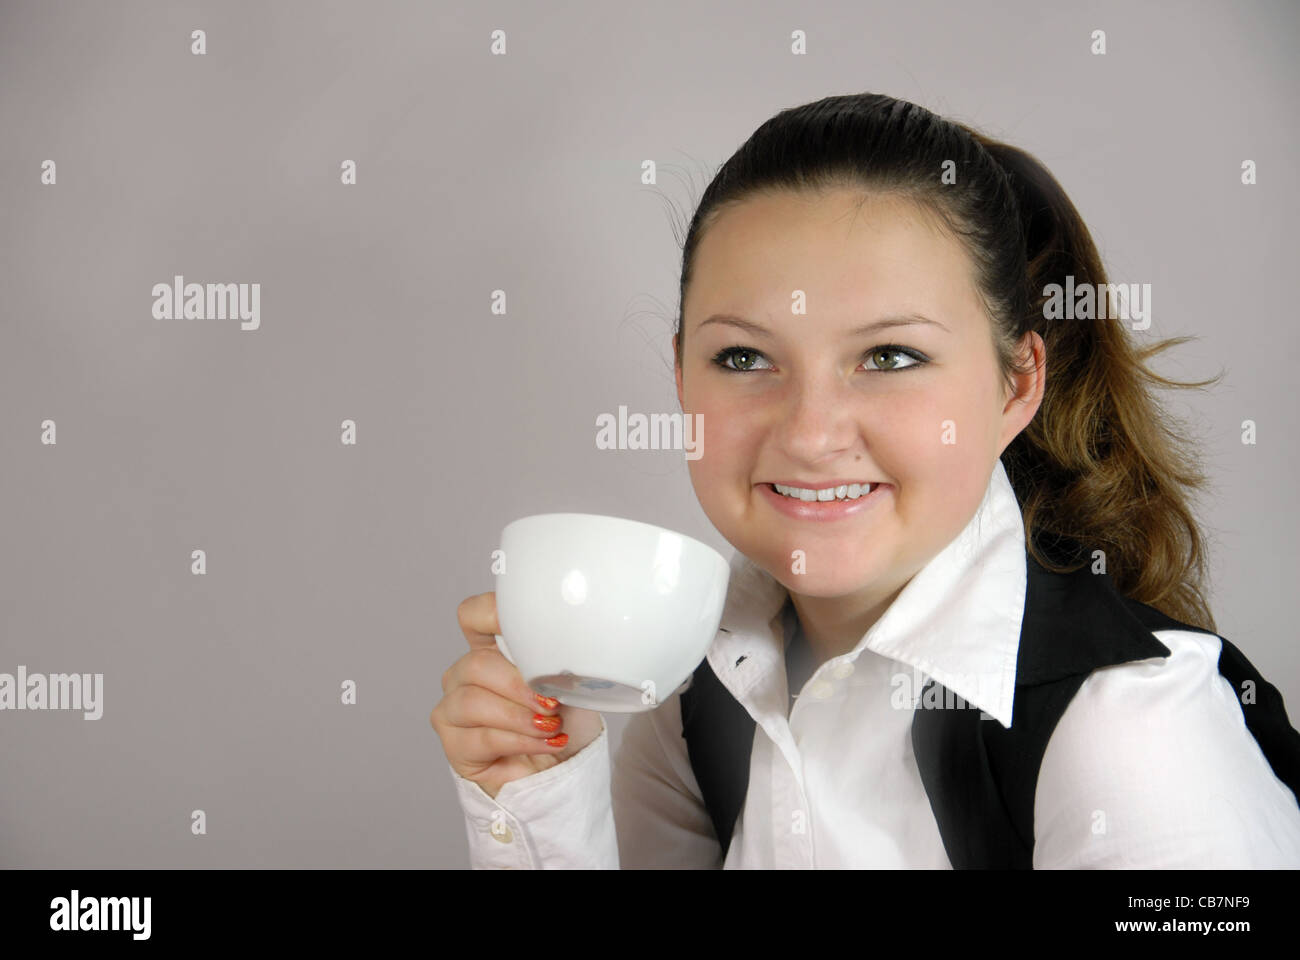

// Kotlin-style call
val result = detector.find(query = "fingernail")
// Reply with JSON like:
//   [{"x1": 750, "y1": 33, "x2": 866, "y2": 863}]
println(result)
[
  {"x1": 545, "y1": 733, "x2": 569, "y2": 747},
  {"x1": 534, "y1": 693, "x2": 559, "y2": 710},
  {"x1": 533, "y1": 713, "x2": 562, "y2": 732}
]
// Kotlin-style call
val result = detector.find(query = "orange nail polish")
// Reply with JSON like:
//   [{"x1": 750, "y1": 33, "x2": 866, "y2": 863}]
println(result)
[
  {"x1": 533, "y1": 713, "x2": 562, "y2": 732},
  {"x1": 545, "y1": 733, "x2": 569, "y2": 747},
  {"x1": 535, "y1": 693, "x2": 559, "y2": 710}
]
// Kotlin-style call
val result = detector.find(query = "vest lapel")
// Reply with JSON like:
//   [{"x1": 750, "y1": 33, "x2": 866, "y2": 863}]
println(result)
[
  {"x1": 679, "y1": 643, "x2": 757, "y2": 859},
  {"x1": 911, "y1": 551, "x2": 1180, "y2": 867}
]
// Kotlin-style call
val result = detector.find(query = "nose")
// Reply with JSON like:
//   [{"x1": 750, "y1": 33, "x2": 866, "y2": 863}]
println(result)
[{"x1": 774, "y1": 372, "x2": 861, "y2": 464}]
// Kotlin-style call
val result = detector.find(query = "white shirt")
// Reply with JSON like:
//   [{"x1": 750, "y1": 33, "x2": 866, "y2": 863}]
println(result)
[{"x1": 448, "y1": 459, "x2": 1300, "y2": 867}]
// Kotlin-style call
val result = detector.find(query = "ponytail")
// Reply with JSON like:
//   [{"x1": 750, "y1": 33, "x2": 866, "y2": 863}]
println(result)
[{"x1": 972, "y1": 133, "x2": 1223, "y2": 632}]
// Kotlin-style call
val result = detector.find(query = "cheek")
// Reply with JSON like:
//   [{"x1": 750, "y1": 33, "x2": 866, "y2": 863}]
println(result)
[
  {"x1": 685, "y1": 393, "x2": 756, "y2": 483},
  {"x1": 875, "y1": 390, "x2": 953, "y2": 475},
  {"x1": 879, "y1": 383, "x2": 994, "y2": 513}
]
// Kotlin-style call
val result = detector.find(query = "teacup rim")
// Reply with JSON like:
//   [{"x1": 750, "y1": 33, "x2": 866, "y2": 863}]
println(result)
[{"x1": 501, "y1": 512, "x2": 729, "y2": 567}]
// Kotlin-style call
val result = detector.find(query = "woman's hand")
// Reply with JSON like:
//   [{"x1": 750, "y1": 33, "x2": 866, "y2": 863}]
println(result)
[{"x1": 431, "y1": 592, "x2": 605, "y2": 799}]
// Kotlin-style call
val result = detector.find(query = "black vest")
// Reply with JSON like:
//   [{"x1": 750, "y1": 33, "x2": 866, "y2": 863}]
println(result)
[{"x1": 678, "y1": 550, "x2": 1300, "y2": 868}]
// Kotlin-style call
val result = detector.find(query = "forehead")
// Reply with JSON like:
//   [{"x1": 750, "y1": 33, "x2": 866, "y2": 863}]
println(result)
[{"x1": 686, "y1": 188, "x2": 979, "y2": 325}]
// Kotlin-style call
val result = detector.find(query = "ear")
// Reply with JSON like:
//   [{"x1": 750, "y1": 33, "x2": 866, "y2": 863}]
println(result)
[
  {"x1": 997, "y1": 331, "x2": 1046, "y2": 456},
  {"x1": 673, "y1": 333, "x2": 685, "y2": 411}
]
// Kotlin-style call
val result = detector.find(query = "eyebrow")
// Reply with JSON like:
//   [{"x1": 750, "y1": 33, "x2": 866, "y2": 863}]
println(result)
[{"x1": 697, "y1": 313, "x2": 949, "y2": 339}]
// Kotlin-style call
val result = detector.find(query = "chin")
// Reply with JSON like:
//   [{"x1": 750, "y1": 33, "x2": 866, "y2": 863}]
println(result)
[
  {"x1": 785, "y1": 569, "x2": 881, "y2": 599},
  {"x1": 743, "y1": 544, "x2": 876, "y2": 596}
]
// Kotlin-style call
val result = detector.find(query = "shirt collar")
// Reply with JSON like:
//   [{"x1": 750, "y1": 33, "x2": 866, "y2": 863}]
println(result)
[{"x1": 709, "y1": 458, "x2": 1027, "y2": 728}]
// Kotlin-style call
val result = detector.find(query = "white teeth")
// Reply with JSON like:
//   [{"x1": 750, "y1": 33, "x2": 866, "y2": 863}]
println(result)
[{"x1": 773, "y1": 482, "x2": 874, "y2": 502}]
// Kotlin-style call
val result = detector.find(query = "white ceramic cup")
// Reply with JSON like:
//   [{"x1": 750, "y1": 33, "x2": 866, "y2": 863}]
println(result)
[{"x1": 493, "y1": 513, "x2": 731, "y2": 712}]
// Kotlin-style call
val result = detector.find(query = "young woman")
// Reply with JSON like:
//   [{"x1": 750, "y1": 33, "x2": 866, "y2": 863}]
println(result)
[{"x1": 432, "y1": 92, "x2": 1300, "y2": 868}]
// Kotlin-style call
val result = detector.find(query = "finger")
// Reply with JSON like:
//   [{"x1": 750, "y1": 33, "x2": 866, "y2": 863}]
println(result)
[
  {"x1": 441, "y1": 683, "x2": 567, "y2": 754},
  {"x1": 442, "y1": 645, "x2": 559, "y2": 716},
  {"x1": 456, "y1": 592, "x2": 501, "y2": 649}
]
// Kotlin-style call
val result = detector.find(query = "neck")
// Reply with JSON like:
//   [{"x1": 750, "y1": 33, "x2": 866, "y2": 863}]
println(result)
[{"x1": 788, "y1": 575, "x2": 911, "y2": 667}]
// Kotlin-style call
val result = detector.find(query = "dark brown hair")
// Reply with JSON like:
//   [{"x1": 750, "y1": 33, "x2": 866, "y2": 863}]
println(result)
[{"x1": 673, "y1": 93, "x2": 1222, "y2": 632}]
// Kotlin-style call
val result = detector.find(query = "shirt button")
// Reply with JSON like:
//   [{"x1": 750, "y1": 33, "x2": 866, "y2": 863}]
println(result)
[
  {"x1": 490, "y1": 824, "x2": 514, "y2": 843},
  {"x1": 810, "y1": 680, "x2": 834, "y2": 700},
  {"x1": 830, "y1": 661, "x2": 854, "y2": 679}
]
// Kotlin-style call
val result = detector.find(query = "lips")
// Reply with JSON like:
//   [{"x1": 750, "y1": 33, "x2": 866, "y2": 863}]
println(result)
[
  {"x1": 771, "y1": 481, "x2": 876, "y2": 502},
  {"x1": 758, "y1": 480, "x2": 890, "y2": 521},
  {"x1": 766, "y1": 480, "x2": 881, "y2": 490}
]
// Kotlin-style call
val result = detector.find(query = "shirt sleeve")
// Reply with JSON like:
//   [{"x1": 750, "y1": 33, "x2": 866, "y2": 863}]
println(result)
[
  {"x1": 1033, "y1": 629, "x2": 1300, "y2": 868},
  {"x1": 610, "y1": 687, "x2": 725, "y2": 868},
  {"x1": 448, "y1": 687, "x2": 725, "y2": 869},
  {"x1": 449, "y1": 714, "x2": 619, "y2": 869}
]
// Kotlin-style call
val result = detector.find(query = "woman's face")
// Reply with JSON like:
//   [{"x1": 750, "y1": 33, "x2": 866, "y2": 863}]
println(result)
[{"x1": 675, "y1": 188, "x2": 1043, "y2": 600}]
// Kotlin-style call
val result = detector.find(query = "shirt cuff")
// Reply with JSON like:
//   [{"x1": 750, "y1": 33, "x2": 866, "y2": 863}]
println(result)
[{"x1": 450, "y1": 716, "x2": 619, "y2": 868}]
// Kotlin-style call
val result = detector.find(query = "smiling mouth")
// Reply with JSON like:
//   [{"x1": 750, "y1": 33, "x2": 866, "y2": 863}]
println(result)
[{"x1": 767, "y1": 481, "x2": 879, "y2": 502}]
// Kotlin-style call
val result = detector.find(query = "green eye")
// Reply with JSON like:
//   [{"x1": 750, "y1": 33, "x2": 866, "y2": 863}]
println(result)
[
  {"x1": 709, "y1": 344, "x2": 928, "y2": 374},
  {"x1": 713, "y1": 348, "x2": 767, "y2": 372},
  {"x1": 868, "y1": 348, "x2": 920, "y2": 371}
]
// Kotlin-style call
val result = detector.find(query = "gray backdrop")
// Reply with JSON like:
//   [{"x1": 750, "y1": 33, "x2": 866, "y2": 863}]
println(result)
[{"x1": 2, "y1": 0, "x2": 1297, "y2": 868}]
